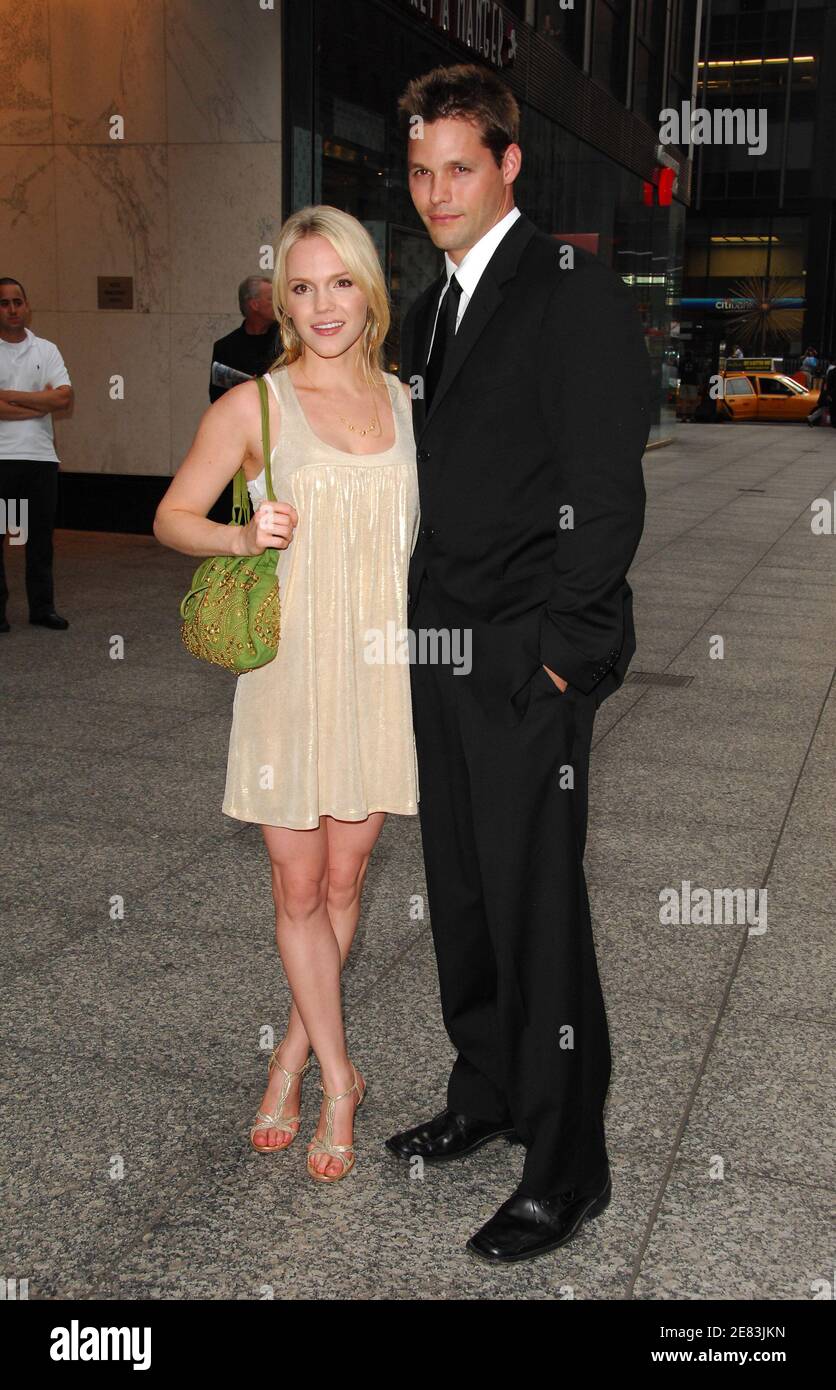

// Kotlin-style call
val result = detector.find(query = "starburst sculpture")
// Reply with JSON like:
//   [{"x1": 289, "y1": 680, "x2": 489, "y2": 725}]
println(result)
[{"x1": 724, "y1": 277, "x2": 804, "y2": 353}]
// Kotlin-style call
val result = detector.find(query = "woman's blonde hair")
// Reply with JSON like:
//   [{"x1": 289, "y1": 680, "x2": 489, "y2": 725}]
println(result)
[{"x1": 269, "y1": 206, "x2": 390, "y2": 385}]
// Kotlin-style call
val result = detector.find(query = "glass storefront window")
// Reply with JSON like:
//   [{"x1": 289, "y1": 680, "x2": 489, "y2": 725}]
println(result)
[
  {"x1": 682, "y1": 212, "x2": 810, "y2": 363},
  {"x1": 695, "y1": 0, "x2": 824, "y2": 203},
  {"x1": 670, "y1": 0, "x2": 698, "y2": 84},
  {"x1": 536, "y1": 0, "x2": 587, "y2": 67},
  {"x1": 633, "y1": 0, "x2": 666, "y2": 125},
  {"x1": 768, "y1": 217, "x2": 807, "y2": 278},
  {"x1": 709, "y1": 243, "x2": 770, "y2": 279},
  {"x1": 591, "y1": 0, "x2": 630, "y2": 103}
]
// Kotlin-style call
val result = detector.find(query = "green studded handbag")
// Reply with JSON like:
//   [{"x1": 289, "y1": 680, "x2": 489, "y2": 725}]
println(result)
[{"x1": 179, "y1": 374, "x2": 281, "y2": 674}]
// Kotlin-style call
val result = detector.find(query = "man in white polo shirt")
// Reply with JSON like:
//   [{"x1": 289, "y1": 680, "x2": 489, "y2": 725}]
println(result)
[{"x1": 0, "y1": 277, "x2": 73, "y2": 632}]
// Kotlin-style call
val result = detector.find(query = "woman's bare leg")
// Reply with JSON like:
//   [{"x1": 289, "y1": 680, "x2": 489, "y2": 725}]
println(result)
[
  {"x1": 254, "y1": 812, "x2": 385, "y2": 1174},
  {"x1": 252, "y1": 819, "x2": 328, "y2": 1151}
]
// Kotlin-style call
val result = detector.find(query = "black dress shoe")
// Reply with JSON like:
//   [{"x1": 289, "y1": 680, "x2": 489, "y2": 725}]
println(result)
[
  {"x1": 385, "y1": 1108, "x2": 523, "y2": 1163},
  {"x1": 467, "y1": 1169, "x2": 612, "y2": 1263},
  {"x1": 0, "y1": 616, "x2": 9, "y2": 633},
  {"x1": 29, "y1": 610, "x2": 69, "y2": 629}
]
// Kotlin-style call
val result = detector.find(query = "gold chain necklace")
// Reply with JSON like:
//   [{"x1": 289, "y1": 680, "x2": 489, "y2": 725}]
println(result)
[{"x1": 297, "y1": 364, "x2": 381, "y2": 437}]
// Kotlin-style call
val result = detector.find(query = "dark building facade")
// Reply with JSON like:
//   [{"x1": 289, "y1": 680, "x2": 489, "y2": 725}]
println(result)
[
  {"x1": 284, "y1": 0, "x2": 701, "y2": 444},
  {"x1": 680, "y1": 0, "x2": 836, "y2": 373}
]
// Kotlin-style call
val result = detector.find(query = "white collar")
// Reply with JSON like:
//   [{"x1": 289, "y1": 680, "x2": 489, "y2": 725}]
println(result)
[
  {"x1": 0, "y1": 326, "x2": 33, "y2": 350},
  {"x1": 443, "y1": 206, "x2": 522, "y2": 299}
]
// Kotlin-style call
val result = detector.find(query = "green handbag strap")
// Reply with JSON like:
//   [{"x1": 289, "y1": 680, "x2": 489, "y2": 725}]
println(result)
[
  {"x1": 230, "y1": 374, "x2": 277, "y2": 525},
  {"x1": 256, "y1": 374, "x2": 277, "y2": 503}
]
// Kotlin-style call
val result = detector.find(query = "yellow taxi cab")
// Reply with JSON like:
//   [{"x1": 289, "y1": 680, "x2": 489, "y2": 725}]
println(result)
[{"x1": 719, "y1": 371, "x2": 820, "y2": 421}]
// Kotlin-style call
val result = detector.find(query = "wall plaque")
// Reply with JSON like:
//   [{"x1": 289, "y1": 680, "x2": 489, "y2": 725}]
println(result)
[{"x1": 97, "y1": 276, "x2": 133, "y2": 309}]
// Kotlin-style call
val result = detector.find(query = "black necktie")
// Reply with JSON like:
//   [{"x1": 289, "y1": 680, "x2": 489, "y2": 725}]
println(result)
[{"x1": 424, "y1": 274, "x2": 462, "y2": 411}]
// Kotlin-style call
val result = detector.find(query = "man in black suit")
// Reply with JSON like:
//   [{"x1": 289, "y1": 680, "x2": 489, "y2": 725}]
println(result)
[
  {"x1": 386, "y1": 65, "x2": 651, "y2": 1263},
  {"x1": 209, "y1": 276, "x2": 280, "y2": 403}
]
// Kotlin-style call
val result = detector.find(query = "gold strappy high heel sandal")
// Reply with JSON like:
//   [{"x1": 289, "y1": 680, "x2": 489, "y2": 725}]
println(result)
[
  {"x1": 250, "y1": 1048, "x2": 312, "y2": 1153},
  {"x1": 306, "y1": 1061, "x2": 366, "y2": 1183}
]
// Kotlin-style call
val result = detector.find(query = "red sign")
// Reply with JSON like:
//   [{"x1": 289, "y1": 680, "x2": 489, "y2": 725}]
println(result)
[{"x1": 642, "y1": 166, "x2": 675, "y2": 206}]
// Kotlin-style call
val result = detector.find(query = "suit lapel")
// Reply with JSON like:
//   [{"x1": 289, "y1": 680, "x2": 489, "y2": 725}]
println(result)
[
  {"x1": 409, "y1": 272, "x2": 446, "y2": 436},
  {"x1": 418, "y1": 271, "x2": 447, "y2": 363},
  {"x1": 420, "y1": 213, "x2": 537, "y2": 435},
  {"x1": 422, "y1": 277, "x2": 502, "y2": 431}
]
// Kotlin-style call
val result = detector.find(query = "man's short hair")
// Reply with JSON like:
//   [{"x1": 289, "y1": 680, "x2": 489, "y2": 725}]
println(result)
[
  {"x1": 238, "y1": 275, "x2": 271, "y2": 316},
  {"x1": 398, "y1": 63, "x2": 520, "y2": 166},
  {"x1": 0, "y1": 277, "x2": 27, "y2": 301}
]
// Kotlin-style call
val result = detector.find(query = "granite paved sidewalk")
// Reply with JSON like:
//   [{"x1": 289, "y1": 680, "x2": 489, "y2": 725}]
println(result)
[{"x1": 1, "y1": 420, "x2": 834, "y2": 1300}]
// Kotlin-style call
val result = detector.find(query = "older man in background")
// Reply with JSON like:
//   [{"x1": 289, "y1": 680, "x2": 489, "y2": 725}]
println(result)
[{"x1": 209, "y1": 275, "x2": 280, "y2": 403}]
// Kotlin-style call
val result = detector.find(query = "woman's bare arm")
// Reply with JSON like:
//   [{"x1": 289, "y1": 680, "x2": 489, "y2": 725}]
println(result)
[{"x1": 153, "y1": 379, "x2": 297, "y2": 559}]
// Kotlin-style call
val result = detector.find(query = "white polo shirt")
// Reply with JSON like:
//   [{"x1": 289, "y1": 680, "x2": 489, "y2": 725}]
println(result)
[{"x1": 0, "y1": 328, "x2": 72, "y2": 463}]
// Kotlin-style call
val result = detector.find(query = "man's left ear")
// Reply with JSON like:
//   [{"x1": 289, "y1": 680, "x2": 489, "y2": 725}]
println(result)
[{"x1": 503, "y1": 143, "x2": 522, "y2": 184}]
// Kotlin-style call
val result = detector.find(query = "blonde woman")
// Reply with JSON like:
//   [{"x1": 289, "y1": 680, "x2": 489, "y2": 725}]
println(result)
[{"x1": 154, "y1": 207, "x2": 419, "y2": 1181}]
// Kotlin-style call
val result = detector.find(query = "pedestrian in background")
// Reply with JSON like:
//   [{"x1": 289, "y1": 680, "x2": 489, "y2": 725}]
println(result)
[
  {"x1": 0, "y1": 277, "x2": 73, "y2": 634},
  {"x1": 209, "y1": 275, "x2": 280, "y2": 403},
  {"x1": 801, "y1": 346, "x2": 819, "y2": 390},
  {"x1": 677, "y1": 352, "x2": 699, "y2": 422}
]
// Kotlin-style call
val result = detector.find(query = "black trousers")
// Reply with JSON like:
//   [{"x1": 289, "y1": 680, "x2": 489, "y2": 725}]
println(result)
[
  {"x1": 409, "y1": 578, "x2": 611, "y2": 1197},
  {"x1": 0, "y1": 459, "x2": 59, "y2": 618}
]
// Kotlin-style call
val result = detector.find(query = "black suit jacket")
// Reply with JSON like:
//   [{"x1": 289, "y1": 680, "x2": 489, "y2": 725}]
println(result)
[
  {"x1": 399, "y1": 212, "x2": 650, "y2": 725},
  {"x1": 209, "y1": 322, "x2": 280, "y2": 403}
]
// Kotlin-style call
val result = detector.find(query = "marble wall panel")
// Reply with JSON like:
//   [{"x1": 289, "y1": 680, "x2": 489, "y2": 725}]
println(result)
[
  {"x1": 33, "y1": 308, "x2": 171, "y2": 476},
  {"x1": 166, "y1": 0, "x2": 282, "y2": 144},
  {"x1": 55, "y1": 143, "x2": 169, "y2": 313},
  {"x1": 0, "y1": 145, "x2": 58, "y2": 304},
  {"x1": 169, "y1": 142, "x2": 281, "y2": 315},
  {"x1": 0, "y1": 0, "x2": 52, "y2": 144},
  {"x1": 0, "y1": 0, "x2": 283, "y2": 478},
  {"x1": 170, "y1": 310, "x2": 243, "y2": 471},
  {"x1": 50, "y1": 0, "x2": 168, "y2": 146}
]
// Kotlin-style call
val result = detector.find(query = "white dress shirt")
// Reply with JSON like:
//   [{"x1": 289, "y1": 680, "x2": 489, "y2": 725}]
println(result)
[{"x1": 426, "y1": 205, "x2": 522, "y2": 358}]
